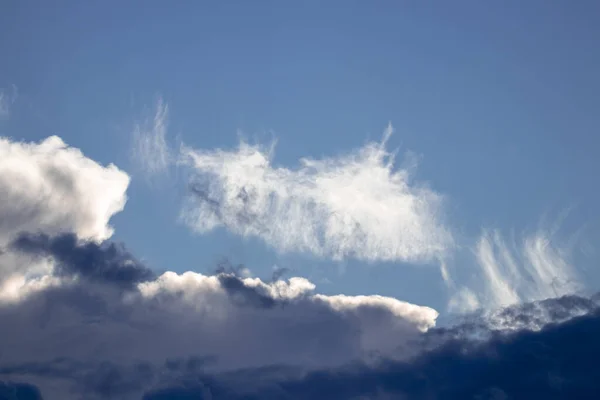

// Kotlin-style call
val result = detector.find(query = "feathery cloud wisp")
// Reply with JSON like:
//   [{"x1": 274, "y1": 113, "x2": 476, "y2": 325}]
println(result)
[
  {"x1": 181, "y1": 124, "x2": 452, "y2": 263},
  {"x1": 450, "y1": 226, "x2": 581, "y2": 313},
  {"x1": 131, "y1": 96, "x2": 171, "y2": 178}
]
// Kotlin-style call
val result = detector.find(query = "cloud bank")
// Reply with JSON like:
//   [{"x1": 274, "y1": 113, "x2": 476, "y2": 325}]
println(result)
[
  {"x1": 0, "y1": 233, "x2": 438, "y2": 399},
  {"x1": 181, "y1": 124, "x2": 452, "y2": 263}
]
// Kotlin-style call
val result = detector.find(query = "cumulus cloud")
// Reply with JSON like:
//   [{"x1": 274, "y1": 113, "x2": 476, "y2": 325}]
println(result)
[
  {"x1": 131, "y1": 97, "x2": 172, "y2": 178},
  {"x1": 4, "y1": 290, "x2": 599, "y2": 399},
  {"x1": 0, "y1": 231, "x2": 438, "y2": 399},
  {"x1": 0, "y1": 135, "x2": 129, "y2": 244},
  {"x1": 181, "y1": 123, "x2": 452, "y2": 263},
  {"x1": 449, "y1": 226, "x2": 582, "y2": 313},
  {"x1": 0, "y1": 133, "x2": 438, "y2": 398},
  {"x1": 0, "y1": 135, "x2": 129, "y2": 303}
]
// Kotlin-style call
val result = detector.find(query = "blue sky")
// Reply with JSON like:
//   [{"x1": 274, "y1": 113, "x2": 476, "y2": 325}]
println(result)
[
  {"x1": 4, "y1": 2, "x2": 600, "y2": 399},
  {"x1": 2, "y1": 0, "x2": 600, "y2": 314}
]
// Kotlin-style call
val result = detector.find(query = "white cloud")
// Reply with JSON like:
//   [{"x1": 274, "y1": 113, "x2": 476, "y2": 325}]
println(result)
[
  {"x1": 0, "y1": 135, "x2": 129, "y2": 294},
  {"x1": 0, "y1": 135, "x2": 129, "y2": 244},
  {"x1": 131, "y1": 96, "x2": 171, "y2": 178},
  {"x1": 449, "y1": 225, "x2": 581, "y2": 312},
  {"x1": 180, "y1": 124, "x2": 452, "y2": 263}
]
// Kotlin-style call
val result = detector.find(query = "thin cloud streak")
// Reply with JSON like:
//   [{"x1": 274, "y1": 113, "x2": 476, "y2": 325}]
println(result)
[
  {"x1": 450, "y1": 224, "x2": 582, "y2": 313},
  {"x1": 131, "y1": 96, "x2": 171, "y2": 179}
]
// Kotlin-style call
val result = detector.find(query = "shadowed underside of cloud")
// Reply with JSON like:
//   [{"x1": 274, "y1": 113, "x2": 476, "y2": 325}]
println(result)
[
  {"x1": 3, "y1": 287, "x2": 600, "y2": 400},
  {"x1": 0, "y1": 231, "x2": 438, "y2": 399},
  {"x1": 180, "y1": 124, "x2": 453, "y2": 263},
  {"x1": 0, "y1": 381, "x2": 42, "y2": 400},
  {"x1": 11, "y1": 233, "x2": 155, "y2": 289},
  {"x1": 4, "y1": 294, "x2": 597, "y2": 400},
  {"x1": 3, "y1": 230, "x2": 599, "y2": 400}
]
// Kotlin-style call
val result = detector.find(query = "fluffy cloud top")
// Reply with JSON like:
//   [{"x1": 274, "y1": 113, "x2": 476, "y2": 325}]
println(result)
[
  {"x1": 0, "y1": 136, "x2": 129, "y2": 244},
  {"x1": 181, "y1": 124, "x2": 452, "y2": 263},
  {"x1": 0, "y1": 136, "x2": 129, "y2": 301}
]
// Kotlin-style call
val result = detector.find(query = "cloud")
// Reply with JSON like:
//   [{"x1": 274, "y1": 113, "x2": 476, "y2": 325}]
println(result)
[
  {"x1": 0, "y1": 136, "x2": 129, "y2": 302},
  {"x1": 0, "y1": 85, "x2": 18, "y2": 120},
  {"x1": 131, "y1": 97, "x2": 171, "y2": 178},
  {"x1": 0, "y1": 232, "x2": 437, "y2": 399},
  {"x1": 5, "y1": 230, "x2": 594, "y2": 400},
  {"x1": 1, "y1": 134, "x2": 599, "y2": 399},
  {"x1": 8, "y1": 293, "x2": 596, "y2": 400},
  {"x1": 449, "y1": 226, "x2": 582, "y2": 313},
  {"x1": 180, "y1": 123, "x2": 452, "y2": 263},
  {"x1": 10, "y1": 233, "x2": 156, "y2": 289},
  {"x1": 135, "y1": 295, "x2": 600, "y2": 400},
  {"x1": 0, "y1": 381, "x2": 42, "y2": 400},
  {"x1": 0, "y1": 135, "x2": 129, "y2": 244}
]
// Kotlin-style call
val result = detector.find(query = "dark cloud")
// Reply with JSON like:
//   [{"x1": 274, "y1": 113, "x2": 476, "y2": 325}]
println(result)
[
  {"x1": 143, "y1": 297, "x2": 600, "y2": 399},
  {"x1": 5, "y1": 292, "x2": 600, "y2": 399},
  {"x1": 0, "y1": 382, "x2": 43, "y2": 400},
  {"x1": 10, "y1": 233, "x2": 155, "y2": 288},
  {"x1": 4, "y1": 232, "x2": 600, "y2": 399},
  {"x1": 217, "y1": 274, "x2": 277, "y2": 309}
]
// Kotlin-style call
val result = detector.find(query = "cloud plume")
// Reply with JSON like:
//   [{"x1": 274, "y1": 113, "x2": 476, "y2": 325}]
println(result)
[{"x1": 181, "y1": 124, "x2": 452, "y2": 263}]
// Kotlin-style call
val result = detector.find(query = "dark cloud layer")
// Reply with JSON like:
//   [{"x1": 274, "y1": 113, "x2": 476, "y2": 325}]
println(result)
[
  {"x1": 0, "y1": 382, "x2": 42, "y2": 400},
  {"x1": 3, "y1": 293, "x2": 600, "y2": 399},
  {"x1": 11, "y1": 233, "x2": 155, "y2": 289},
  {"x1": 140, "y1": 299, "x2": 600, "y2": 399},
  {"x1": 0, "y1": 232, "x2": 439, "y2": 399}
]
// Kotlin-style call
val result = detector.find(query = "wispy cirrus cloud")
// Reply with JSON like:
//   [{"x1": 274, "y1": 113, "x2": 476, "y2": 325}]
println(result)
[
  {"x1": 131, "y1": 96, "x2": 172, "y2": 179},
  {"x1": 0, "y1": 85, "x2": 18, "y2": 120},
  {"x1": 449, "y1": 223, "x2": 582, "y2": 313},
  {"x1": 128, "y1": 100, "x2": 451, "y2": 264},
  {"x1": 180, "y1": 124, "x2": 453, "y2": 264}
]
